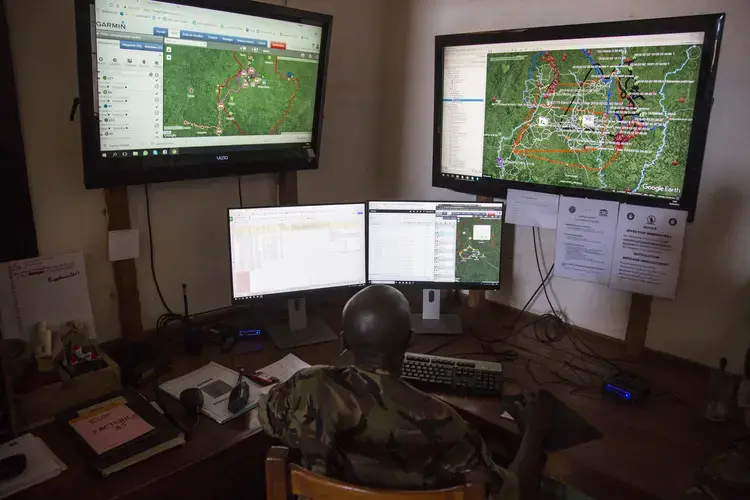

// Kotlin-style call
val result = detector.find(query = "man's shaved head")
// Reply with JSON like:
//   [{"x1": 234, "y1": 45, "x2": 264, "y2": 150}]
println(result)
[{"x1": 342, "y1": 285, "x2": 412, "y2": 373}]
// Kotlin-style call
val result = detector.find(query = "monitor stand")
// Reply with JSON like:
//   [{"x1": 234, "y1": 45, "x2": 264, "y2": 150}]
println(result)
[
  {"x1": 411, "y1": 289, "x2": 462, "y2": 335},
  {"x1": 267, "y1": 298, "x2": 339, "y2": 350}
]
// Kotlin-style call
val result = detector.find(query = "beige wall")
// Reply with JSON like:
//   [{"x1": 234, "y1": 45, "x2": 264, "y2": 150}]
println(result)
[
  {"x1": 381, "y1": 0, "x2": 750, "y2": 372},
  {"x1": 5, "y1": 0, "x2": 385, "y2": 340}
]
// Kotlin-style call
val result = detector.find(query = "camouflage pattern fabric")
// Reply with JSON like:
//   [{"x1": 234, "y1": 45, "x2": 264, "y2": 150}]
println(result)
[{"x1": 258, "y1": 365, "x2": 519, "y2": 499}]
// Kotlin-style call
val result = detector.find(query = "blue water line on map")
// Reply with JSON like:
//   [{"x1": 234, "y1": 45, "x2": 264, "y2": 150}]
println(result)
[
  {"x1": 582, "y1": 48, "x2": 611, "y2": 84},
  {"x1": 527, "y1": 51, "x2": 544, "y2": 80}
]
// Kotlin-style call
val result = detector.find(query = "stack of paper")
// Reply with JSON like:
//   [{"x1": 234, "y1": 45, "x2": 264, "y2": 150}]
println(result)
[
  {"x1": 247, "y1": 354, "x2": 312, "y2": 433},
  {"x1": 159, "y1": 362, "x2": 263, "y2": 424},
  {"x1": 0, "y1": 434, "x2": 66, "y2": 499},
  {"x1": 256, "y1": 354, "x2": 311, "y2": 385}
]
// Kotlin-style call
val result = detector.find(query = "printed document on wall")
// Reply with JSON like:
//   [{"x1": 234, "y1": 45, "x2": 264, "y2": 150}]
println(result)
[
  {"x1": 609, "y1": 205, "x2": 687, "y2": 299},
  {"x1": 505, "y1": 189, "x2": 560, "y2": 229},
  {"x1": 554, "y1": 197, "x2": 619, "y2": 285},
  {"x1": 7, "y1": 253, "x2": 96, "y2": 340}
]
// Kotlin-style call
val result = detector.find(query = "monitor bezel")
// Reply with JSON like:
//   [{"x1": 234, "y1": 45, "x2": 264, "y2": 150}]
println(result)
[
  {"x1": 75, "y1": 0, "x2": 333, "y2": 189},
  {"x1": 433, "y1": 14, "x2": 725, "y2": 220},
  {"x1": 366, "y1": 200, "x2": 506, "y2": 290},
  {"x1": 228, "y1": 202, "x2": 368, "y2": 304}
]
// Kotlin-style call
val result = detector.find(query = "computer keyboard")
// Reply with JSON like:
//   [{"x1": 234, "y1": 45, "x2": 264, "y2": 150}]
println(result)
[{"x1": 400, "y1": 352, "x2": 503, "y2": 396}]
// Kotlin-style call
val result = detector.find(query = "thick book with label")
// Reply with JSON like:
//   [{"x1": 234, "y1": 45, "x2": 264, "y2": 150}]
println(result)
[{"x1": 57, "y1": 389, "x2": 185, "y2": 477}]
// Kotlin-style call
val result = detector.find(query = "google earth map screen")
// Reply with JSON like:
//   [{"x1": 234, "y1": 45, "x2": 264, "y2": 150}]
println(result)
[
  {"x1": 92, "y1": 0, "x2": 323, "y2": 159},
  {"x1": 368, "y1": 202, "x2": 505, "y2": 287},
  {"x1": 438, "y1": 26, "x2": 716, "y2": 208}
]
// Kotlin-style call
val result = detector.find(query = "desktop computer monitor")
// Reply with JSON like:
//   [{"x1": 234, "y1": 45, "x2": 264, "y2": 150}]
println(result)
[
  {"x1": 368, "y1": 201, "x2": 505, "y2": 333},
  {"x1": 228, "y1": 203, "x2": 366, "y2": 348},
  {"x1": 433, "y1": 15, "x2": 725, "y2": 219}
]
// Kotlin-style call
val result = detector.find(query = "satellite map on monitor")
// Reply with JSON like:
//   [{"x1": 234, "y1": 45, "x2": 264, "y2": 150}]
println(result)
[
  {"x1": 163, "y1": 45, "x2": 318, "y2": 138},
  {"x1": 454, "y1": 216, "x2": 502, "y2": 283},
  {"x1": 482, "y1": 42, "x2": 702, "y2": 201}
]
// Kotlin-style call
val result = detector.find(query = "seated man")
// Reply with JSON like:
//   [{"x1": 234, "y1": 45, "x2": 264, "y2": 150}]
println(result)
[{"x1": 258, "y1": 285, "x2": 549, "y2": 499}]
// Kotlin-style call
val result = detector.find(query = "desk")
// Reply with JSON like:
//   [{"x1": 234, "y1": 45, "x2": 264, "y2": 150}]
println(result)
[{"x1": 14, "y1": 301, "x2": 746, "y2": 500}]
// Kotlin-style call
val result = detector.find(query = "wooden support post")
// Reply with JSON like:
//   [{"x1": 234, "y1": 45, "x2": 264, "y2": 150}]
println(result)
[
  {"x1": 104, "y1": 187, "x2": 143, "y2": 341},
  {"x1": 468, "y1": 195, "x2": 494, "y2": 309},
  {"x1": 625, "y1": 293, "x2": 652, "y2": 358},
  {"x1": 278, "y1": 171, "x2": 298, "y2": 206}
]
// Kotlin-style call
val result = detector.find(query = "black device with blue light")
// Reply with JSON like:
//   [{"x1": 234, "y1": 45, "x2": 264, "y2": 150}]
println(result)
[{"x1": 602, "y1": 371, "x2": 651, "y2": 404}]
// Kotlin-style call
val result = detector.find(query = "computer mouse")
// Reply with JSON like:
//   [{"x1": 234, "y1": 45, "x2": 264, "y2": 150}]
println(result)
[
  {"x1": 179, "y1": 388, "x2": 204, "y2": 415},
  {"x1": 0, "y1": 453, "x2": 27, "y2": 480}
]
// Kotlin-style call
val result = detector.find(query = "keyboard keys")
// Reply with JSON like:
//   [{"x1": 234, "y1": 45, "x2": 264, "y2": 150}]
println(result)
[{"x1": 400, "y1": 354, "x2": 502, "y2": 396}]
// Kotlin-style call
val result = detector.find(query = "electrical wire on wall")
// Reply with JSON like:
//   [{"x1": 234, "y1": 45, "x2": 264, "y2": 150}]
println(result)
[
  {"x1": 237, "y1": 176, "x2": 244, "y2": 207},
  {"x1": 145, "y1": 184, "x2": 174, "y2": 315},
  {"x1": 428, "y1": 227, "x2": 627, "y2": 398}
]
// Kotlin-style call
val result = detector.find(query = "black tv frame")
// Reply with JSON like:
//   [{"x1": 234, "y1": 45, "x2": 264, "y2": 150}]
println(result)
[
  {"x1": 366, "y1": 200, "x2": 506, "y2": 290},
  {"x1": 433, "y1": 14, "x2": 725, "y2": 219},
  {"x1": 75, "y1": 0, "x2": 333, "y2": 189},
  {"x1": 228, "y1": 202, "x2": 368, "y2": 304}
]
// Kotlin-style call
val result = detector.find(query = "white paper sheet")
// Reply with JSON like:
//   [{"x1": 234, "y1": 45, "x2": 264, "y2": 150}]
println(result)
[
  {"x1": 108, "y1": 229, "x2": 140, "y2": 262},
  {"x1": 7, "y1": 252, "x2": 96, "y2": 340},
  {"x1": 609, "y1": 205, "x2": 687, "y2": 299},
  {"x1": 256, "y1": 354, "x2": 311, "y2": 386},
  {"x1": 554, "y1": 197, "x2": 619, "y2": 285},
  {"x1": 246, "y1": 354, "x2": 312, "y2": 432},
  {"x1": 0, "y1": 434, "x2": 66, "y2": 499},
  {"x1": 505, "y1": 189, "x2": 560, "y2": 229}
]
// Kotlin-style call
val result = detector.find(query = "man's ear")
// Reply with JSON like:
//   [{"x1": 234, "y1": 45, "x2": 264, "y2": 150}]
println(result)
[{"x1": 342, "y1": 333, "x2": 349, "y2": 351}]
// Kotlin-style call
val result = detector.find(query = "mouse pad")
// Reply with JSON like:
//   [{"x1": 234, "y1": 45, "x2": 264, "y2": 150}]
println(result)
[{"x1": 502, "y1": 390, "x2": 603, "y2": 452}]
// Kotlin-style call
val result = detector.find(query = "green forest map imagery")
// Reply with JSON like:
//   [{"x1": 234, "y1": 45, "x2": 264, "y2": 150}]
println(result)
[
  {"x1": 482, "y1": 44, "x2": 702, "y2": 199},
  {"x1": 163, "y1": 45, "x2": 318, "y2": 138},
  {"x1": 455, "y1": 217, "x2": 502, "y2": 283}
]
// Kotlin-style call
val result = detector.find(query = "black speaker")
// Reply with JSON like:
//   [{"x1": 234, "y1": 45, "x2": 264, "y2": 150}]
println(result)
[{"x1": 183, "y1": 322, "x2": 203, "y2": 356}]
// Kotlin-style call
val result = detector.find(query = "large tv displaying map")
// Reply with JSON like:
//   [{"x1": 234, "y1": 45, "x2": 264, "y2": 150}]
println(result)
[
  {"x1": 75, "y1": 0, "x2": 332, "y2": 188},
  {"x1": 434, "y1": 15, "x2": 725, "y2": 218}
]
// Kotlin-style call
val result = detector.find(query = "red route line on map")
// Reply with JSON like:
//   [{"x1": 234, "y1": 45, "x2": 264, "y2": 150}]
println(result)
[
  {"x1": 515, "y1": 148, "x2": 591, "y2": 154},
  {"x1": 270, "y1": 56, "x2": 300, "y2": 135},
  {"x1": 509, "y1": 54, "x2": 639, "y2": 174},
  {"x1": 518, "y1": 151, "x2": 620, "y2": 172},
  {"x1": 188, "y1": 51, "x2": 249, "y2": 135},
  {"x1": 511, "y1": 91, "x2": 540, "y2": 153}
]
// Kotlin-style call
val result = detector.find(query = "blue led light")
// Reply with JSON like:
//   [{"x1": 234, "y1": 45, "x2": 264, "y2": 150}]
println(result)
[{"x1": 606, "y1": 384, "x2": 632, "y2": 400}]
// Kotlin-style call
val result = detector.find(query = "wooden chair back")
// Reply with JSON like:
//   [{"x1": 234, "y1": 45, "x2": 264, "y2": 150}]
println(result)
[{"x1": 265, "y1": 446, "x2": 486, "y2": 500}]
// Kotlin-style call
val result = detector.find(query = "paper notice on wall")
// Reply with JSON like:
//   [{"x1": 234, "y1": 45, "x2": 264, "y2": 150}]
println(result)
[
  {"x1": 554, "y1": 197, "x2": 619, "y2": 285},
  {"x1": 505, "y1": 189, "x2": 560, "y2": 230},
  {"x1": 7, "y1": 252, "x2": 96, "y2": 340},
  {"x1": 609, "y1": 205, "x2": 688, "y2": 299},
  {"x1": 108, "y1": 229, "x2": 140, "y2": 262}
]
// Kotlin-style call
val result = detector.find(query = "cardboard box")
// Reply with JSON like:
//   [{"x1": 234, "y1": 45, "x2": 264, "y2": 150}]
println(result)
[{"x1": 15, "y1": 353, "x2": 121, "y2": 429}]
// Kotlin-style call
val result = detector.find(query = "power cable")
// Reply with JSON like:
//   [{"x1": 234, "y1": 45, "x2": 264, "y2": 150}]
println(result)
[{"x1": 145, "y1": 184, "x2": 174, "y2": 314}]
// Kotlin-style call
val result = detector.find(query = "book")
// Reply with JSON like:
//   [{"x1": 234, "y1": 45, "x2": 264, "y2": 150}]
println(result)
[
  {"x1": 0, "y1": 434, "x2": 66, "y2": 499},
  {"x1": 69, "y1": 402, "x2": 154, "y2": 455},
  {"x1": 159, "y1": 362, "x2": 263, "y2": 424},
  {"x1": 57, "y1": 389, "x2": 185, "y2": 477}
]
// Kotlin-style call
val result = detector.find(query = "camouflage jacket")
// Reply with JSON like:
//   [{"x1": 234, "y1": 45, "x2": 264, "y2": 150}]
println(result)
[{"x1": 258, "y1": 365, "x2": 519, "y2": 499}]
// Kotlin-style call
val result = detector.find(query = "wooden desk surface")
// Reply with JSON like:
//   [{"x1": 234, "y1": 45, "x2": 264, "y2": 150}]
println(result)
[{"x1": 16, "y1": 301, "x2": 746, "y2": 500}]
